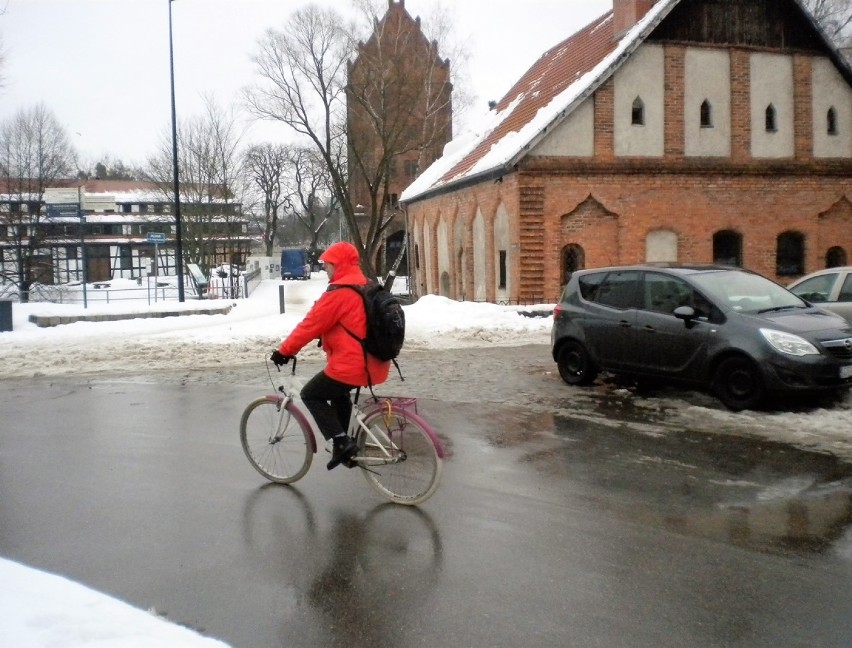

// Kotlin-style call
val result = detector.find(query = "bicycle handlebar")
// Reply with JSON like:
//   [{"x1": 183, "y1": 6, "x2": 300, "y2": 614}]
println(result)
[{"x1": 270, "y1": 352, "x2": 298, "y2": 375}]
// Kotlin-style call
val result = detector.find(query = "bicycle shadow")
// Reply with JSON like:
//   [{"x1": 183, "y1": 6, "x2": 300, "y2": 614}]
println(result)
[
  {"x1": 240, "y1": 482, "x2": 445, "y2": 644},
  {"x1": 307, "y1": 503, "x2": 444, "y2": 645},
  {"x1": 241, "y1": 482, "x2": 320, "y2": 574}
]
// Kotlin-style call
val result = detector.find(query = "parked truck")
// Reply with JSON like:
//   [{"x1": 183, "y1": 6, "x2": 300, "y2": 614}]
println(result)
[{"x1": 280, "y1": 248, "x2": 311, "y2": 280}]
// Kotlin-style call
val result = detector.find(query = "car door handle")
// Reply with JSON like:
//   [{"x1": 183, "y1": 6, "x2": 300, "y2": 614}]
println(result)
[{"x1": 619, "y1": 320, "x2": 631, "y2": 327}]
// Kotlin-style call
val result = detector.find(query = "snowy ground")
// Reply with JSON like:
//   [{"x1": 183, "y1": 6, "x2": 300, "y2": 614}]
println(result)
[
  {"x1": 1, "y1": 274, "x2": 851, "y2": 646},
  {"x1": 0, "y1": 276, "x2": 552, "y2": 379}
]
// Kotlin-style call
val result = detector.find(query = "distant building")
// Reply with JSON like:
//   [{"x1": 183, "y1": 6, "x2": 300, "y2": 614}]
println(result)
[
  {"x1": 401, "y1": 0, "x2": 852, "y2": 303},
  {"x1": 0, "y1": 179, "x2": 250, "y2": 289},
  {"x1": 346, "y1": 0, "x2": 453, "y2": 276}
]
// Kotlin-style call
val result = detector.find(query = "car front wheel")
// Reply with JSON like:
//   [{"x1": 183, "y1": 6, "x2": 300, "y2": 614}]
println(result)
[
  {"x1": 712, "y1": 356, "x2": 765, "y2": 411},
  {"x1": 556, "y1": 340, "x2": 598, "y2": 386}
]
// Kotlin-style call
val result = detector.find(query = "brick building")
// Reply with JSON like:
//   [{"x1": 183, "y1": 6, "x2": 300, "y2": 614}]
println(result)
[
  {"x1": 400, "y1": 0, "x2": 852, "y2": 304},
  {"x1": 347, "y1": 0, "x2": 452, "y2": 276}
]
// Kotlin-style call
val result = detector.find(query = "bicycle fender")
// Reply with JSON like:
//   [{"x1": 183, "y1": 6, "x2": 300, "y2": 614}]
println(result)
[{"x1": 402, "y1": 409, "x2": 445, "y2": 459}]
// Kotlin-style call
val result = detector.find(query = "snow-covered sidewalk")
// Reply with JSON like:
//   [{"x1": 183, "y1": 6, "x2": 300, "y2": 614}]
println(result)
[{"x1": 0, "y1": 276, "x2": 552, "y2": 379}]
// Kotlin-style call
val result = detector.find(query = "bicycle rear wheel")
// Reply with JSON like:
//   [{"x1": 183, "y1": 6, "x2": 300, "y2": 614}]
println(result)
[
  {"x1": 240, "y1": 397, "x2": 314, "y2": 484},
  {"x1": 357, "y1": 406, "x2": 443, "y2": 505}
]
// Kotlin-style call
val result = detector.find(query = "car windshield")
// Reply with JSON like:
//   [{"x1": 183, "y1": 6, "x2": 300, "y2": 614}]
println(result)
[{"x1": 689, "y1": 270, "x2": 806, "y2": 314}]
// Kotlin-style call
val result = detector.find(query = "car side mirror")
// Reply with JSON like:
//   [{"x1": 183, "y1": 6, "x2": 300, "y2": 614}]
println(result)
[{"x1": 674, "y1": 305, "x2": 697, "y2": 327}]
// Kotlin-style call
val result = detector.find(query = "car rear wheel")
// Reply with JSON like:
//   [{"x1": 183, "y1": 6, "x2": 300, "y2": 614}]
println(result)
[
  {"x1": 556, "y1": 340, "x2": 598, "y2": 386},
  {"x1": 712, "y1": 356, "x2": 765, "y2": 411}
]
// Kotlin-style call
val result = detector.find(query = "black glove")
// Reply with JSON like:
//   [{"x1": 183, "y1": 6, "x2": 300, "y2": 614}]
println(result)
[{"x1": 270, "y1": 350, "x2": 291, "y2": 367}]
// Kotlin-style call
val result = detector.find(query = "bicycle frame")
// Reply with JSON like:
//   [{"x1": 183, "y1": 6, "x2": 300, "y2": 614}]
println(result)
[
  {"x1": 348, "y1": 404, "x2": 401, "y2": 467},
  {"x1": 265, "y1": 360, "x2": 444, "y2": 461}
]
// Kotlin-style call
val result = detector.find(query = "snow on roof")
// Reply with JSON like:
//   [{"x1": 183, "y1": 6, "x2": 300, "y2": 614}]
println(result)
[{"x1": 400, "y1": 0, "x2": 676, "y2": 203}]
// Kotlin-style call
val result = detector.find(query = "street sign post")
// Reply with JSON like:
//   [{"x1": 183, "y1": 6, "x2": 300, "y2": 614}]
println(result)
[{"x1": 146, "y1": 233, "x2": 167, "y2": 301}]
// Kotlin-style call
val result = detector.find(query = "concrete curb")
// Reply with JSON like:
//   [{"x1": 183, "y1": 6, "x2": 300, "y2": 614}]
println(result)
[{"x1": 27, "y1": 304, "x2": 233, "y2": 328}]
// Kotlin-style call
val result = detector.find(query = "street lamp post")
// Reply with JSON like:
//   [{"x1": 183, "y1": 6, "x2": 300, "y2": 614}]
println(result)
[
  {"x1": 78, "y1": 185, "x2": 88, "y2": 309},
  {"x1": 168, "y1": 0, "x2": 185, "y2": 301}
]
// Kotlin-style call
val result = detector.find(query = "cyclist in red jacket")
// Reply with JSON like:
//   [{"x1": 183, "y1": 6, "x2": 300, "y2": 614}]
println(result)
[{"x1": 271, "y1": 242, "x2": 391, "y2": 470}]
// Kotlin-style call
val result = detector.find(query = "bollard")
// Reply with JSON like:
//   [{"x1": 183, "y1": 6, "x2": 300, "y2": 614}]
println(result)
[
  {"x1": 0, "y1": 299, "x2": 12, "y2": 332},
  {"x1": 279, "y1": 284, "x2": 286, "y2": 314}
]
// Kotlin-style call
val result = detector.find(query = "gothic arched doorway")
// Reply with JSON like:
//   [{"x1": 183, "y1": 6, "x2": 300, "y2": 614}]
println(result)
[
  {"x1": 561, "y1": 244, "x2": 585, "y2": 286},
  {"x1": 380, "y1": 230, "x2": 408, "y2": 278}
]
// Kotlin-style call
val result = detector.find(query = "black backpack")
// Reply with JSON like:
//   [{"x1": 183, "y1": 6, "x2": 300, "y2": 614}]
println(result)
[{"x1": 331, "y1": 281, "x2": 406, "y2": 362}]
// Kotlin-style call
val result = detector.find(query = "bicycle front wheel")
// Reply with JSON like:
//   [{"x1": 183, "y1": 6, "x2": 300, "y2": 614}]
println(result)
[
  {"x1": 358, "y1": 406, "x2": 443, "y2": 505},
  {"x1": 240, "y1": 397, "x2": 314, "y2": 484}
]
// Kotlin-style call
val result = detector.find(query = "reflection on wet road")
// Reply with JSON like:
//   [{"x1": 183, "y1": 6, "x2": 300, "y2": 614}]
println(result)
[{"x1": 470, "y1": 397, "x2": 852, "y2": 557}]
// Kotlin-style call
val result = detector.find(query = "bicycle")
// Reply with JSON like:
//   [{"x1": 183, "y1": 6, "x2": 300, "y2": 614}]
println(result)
[{"x1": 239, "y1": 357, "x2": 445, "y2": 506}]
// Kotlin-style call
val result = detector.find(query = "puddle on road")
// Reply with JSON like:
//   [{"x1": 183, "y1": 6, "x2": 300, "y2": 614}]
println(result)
[{"x1": 501, "y1": 409, "x2": 852, "y2": 558}]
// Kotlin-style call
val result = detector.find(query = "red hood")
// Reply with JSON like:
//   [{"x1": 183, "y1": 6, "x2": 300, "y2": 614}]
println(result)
[{"x1": 320, "y1": 242, "x2": 361, "y2": 280}]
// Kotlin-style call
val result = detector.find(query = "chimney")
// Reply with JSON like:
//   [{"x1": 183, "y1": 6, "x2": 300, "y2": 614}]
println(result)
[{"x1": 613, "y1": 0, "x2": 658, "y2": 37}]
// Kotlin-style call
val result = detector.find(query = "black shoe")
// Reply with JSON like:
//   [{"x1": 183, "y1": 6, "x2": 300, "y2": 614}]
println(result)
[{"x1": 327, "y1": 436, "x2": 358, "y2": 471}]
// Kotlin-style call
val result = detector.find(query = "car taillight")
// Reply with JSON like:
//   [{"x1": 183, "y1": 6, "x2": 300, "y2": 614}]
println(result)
[{"x1": 553, "y1": 304, "x2": 563, "y2": 317}]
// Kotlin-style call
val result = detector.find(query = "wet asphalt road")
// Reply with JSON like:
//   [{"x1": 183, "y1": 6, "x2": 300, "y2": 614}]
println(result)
[{"x1": 1, "y1": 345, "x2": 852, "y2": 647}]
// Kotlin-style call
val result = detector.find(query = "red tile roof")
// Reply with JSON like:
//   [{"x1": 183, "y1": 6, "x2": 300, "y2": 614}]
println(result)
[{"x1": 439, "y1": 10, "x2": 620, "y2": 185}]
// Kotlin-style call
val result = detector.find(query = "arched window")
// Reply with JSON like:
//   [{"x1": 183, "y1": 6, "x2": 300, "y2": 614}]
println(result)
[
  {"x1": 765, "y1": 104, "x2": 777, "y2": 133},
  {"x1": 631, "y1": 97, "x2": 645, "y2": 126},
  {"x1": 826, "y1": 246, "x2": 847, "y2": 268},
  {"x1": 827, "y1": 107, "x2": 838, "y2": 136},
  {"x1": 700, "y1": 100, "x2": 713, "y2": 128},
  {"x1": 776, "y1": 231, "x2": 805, "y2": 276},
  {"x1": 713, "y1": 230, "x2": 742, "y2": 267},
  {"x1": 561, "y1": 244, "x2": 585, "y2": 286}
]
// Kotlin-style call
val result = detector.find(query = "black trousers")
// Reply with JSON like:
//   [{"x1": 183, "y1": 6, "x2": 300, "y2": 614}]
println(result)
[{"x1": 300, "y1": 371, "x2": 357, "y2": 441}]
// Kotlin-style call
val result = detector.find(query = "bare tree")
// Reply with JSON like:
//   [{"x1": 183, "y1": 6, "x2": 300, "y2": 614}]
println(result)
[
  {"x1": 245, "y1": 6, "x2": 352, "y2": 258},
  {"x1": 144, "y1": 96, "x2": 245, "y2": 273},
  {"x1": 245, "y1": 2, "x2": 463, "y2": 282},
  {"x1": 244, "y1": 140, "x2": 343, "y2": 261},
  {"x1": 243, "y1": 142, "x2": 293, "y2": 257},
  {"x1": 804, "y1": 0, "x2": 852, "y2": 48},
  {"x1": 289, "y1": 146, "x2": 338, "y2": 261},
  {"x1": 0, "y1": 104, "x2": 76, "y2": 302}
]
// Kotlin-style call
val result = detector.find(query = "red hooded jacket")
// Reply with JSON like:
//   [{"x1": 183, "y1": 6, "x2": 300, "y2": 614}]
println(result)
[{"x1": 278, "y1": 242, "x2": 391, "y2": 387}]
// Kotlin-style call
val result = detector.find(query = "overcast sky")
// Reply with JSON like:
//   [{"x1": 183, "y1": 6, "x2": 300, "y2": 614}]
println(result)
[{"x1": 0, "y1": 0, "x2": 612, "y2": 168}]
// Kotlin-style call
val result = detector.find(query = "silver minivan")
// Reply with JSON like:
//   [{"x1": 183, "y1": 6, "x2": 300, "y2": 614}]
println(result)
[{"x1": 787, "y1": 266, "x2": 852, "y2": 323}]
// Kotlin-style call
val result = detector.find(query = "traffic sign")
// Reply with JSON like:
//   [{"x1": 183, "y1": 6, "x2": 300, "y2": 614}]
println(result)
[{"x1": 147, "y1": 232, "x2": 167, "y2": 244}]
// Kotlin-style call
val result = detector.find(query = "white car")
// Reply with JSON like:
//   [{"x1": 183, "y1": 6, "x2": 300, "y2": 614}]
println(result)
[{"x1": 788, "y1": 267, "x2": 852, "y2": 323}]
